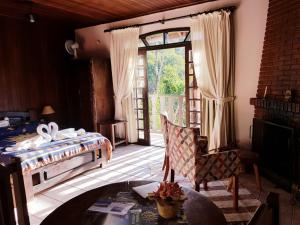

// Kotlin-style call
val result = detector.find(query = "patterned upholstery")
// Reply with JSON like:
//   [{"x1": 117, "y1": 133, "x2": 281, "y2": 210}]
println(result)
[
  {"x1": 160, "y1": 113, "x2": 169, "y2": 155},
  {"x1": 167, "y1": 121, "x2": 240, "y2": 185},
  {"x1": 195, "y1": 150, "x2": 240, "y2": 184},
  {"x1": 160, "y1": 113, "x2": 170, "y2": 181}
]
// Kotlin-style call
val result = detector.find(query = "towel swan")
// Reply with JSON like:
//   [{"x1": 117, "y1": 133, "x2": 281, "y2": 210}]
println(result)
[
  {"x1": 48, "y1": 122, "x2": 85, "y2": 141},
  {"x1": 6, "y1": 124, "x2": 52, "y2": 151},
  {"x1": 5, "y1": 122, "x2": 85, "y2": 151}
]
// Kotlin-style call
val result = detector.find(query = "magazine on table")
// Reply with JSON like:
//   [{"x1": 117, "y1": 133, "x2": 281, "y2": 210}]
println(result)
[{"x1": 88, "y1": 199, "x2": 135, "y2": 216}]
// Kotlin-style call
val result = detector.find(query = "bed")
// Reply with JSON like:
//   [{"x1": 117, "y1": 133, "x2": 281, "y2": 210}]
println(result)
[{"x1": 0, "y1": 111, "x2": 112, "y2": 200}]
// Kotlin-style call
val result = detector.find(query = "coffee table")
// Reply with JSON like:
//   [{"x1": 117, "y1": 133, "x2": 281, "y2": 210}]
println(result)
[{"x1": 40, "y1": 181, "x2": 227, "y2": 225}]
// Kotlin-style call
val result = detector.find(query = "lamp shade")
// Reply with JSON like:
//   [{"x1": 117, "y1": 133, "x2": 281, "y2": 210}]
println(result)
[{"x1": 41, "y1": 105, "x2": 55, "y2": 115}]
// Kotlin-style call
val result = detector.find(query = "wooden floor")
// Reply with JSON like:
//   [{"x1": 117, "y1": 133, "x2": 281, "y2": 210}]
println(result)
[{"x1": 27, "y1": 144, "x2": 300, "y2": 225}]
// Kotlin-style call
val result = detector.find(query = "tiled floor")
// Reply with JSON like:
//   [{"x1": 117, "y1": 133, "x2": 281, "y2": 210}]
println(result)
[{"x1": 27, "y1": 144, "x2": 300, "y2": 225}]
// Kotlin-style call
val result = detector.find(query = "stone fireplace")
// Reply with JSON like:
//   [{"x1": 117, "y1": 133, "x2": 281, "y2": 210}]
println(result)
[{"x1": 251, "y1": 0, "x2": 300, "y2": 191}]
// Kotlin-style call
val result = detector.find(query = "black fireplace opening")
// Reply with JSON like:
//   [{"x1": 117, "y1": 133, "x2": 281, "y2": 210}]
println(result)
[{"x1": 252, "y1": 118, "x2": 296, "y2": 192}]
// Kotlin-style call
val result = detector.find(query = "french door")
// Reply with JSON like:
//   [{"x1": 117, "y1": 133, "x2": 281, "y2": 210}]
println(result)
[
  {"x1": 133, "y1": 49, "x2": 150, "y2": 145},
  {"x1": 134, "y1": 45, "x2": 202, "y2": 146},
  {"x1": 185, "y1": 46, "x2": 202, "y2": 128}
]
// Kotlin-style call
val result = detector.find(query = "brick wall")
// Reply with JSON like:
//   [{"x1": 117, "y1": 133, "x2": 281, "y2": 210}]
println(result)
[
  {"x1": 257, "y1": 0, "x2": 300, "y2": 101},
  {"x1": 255, "y1": 0, "x2": 300, "y2": 123},
  {"x1": 254, "y1": 0, "x2": 300, "y2": 184}
]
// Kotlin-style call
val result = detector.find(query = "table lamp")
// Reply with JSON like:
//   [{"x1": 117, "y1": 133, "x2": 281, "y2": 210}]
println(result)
[{"x1": 41, "y1": 105, "x2": 55, "y2": 123}]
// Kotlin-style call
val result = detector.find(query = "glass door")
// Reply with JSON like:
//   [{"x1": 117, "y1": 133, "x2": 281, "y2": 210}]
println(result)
[
  {"x1": 185, "y1": 46, "x2": 202, "y2": 128},
  {"x1": 133, "y1": 50, "x2": 150, "y2": 145}
]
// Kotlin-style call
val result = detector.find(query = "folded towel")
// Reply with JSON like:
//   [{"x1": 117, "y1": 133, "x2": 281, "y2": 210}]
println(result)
[
  {"x1": 48, "y1": 122, "x2": 59, "y2": 139},
  {"x1": 5, "y1": 122, "x2": 87, "y2": 151},
  {"x1": 54, "y1": 128, "x2": 77, "y2": 141},
  {"x1": 48, "y1": 122, "x2": 86, "y2": 141},
  {"x1": 37, "y1": 124, "x2": 52, "y2": 140},
  {"x1": 6, "y1": 135, "x2": 48, "y2": 151},
  {"x1": 76, "y1": 128, "x2": 86, "y2": 136},
  {"x1": 6, "y1": 124, "x2": 52, "y2": 151}
]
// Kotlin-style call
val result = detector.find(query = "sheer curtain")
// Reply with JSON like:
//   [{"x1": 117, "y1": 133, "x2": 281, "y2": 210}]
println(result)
[
  {"x1": 190, "y1": 10, "x2": 235, "y2": 151},
  {"x1": 110, "y1": 27, "x2": 139, "y2": 142}
]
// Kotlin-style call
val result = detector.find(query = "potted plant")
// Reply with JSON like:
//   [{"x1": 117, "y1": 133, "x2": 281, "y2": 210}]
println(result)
[{"x1": 148, "y1": 181, "x2": 186, "y2": 219}]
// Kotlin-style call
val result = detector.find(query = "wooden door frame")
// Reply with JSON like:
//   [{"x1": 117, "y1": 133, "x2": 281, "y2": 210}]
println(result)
[
  {"x1": 137, "y1": 27, "x2": 194, "y2": 145},
  {"x1": 136, "y1": 49, "x2": 150, "y2": 145},
  {"x1": 138, "y1": 43, "x2": 191, "y2": 144}
]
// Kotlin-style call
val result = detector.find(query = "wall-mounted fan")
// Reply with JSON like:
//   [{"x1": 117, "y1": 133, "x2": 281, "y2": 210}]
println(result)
[{"x1": 65, "y1": 40, "x2": 79, "y2": 59}]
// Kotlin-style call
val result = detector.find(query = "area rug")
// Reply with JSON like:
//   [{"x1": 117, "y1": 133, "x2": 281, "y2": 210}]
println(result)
[{"x1": 198, "y1": 180, "x2": 261, "y2": 225}]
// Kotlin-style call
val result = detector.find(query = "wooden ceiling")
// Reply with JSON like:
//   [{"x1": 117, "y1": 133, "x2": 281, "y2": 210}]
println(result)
[{"x1": 0, "y1": 0, "x2": 216, "y2": 27}]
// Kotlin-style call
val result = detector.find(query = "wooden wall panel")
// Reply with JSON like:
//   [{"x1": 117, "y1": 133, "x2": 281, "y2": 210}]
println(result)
[
  {"x1": 0, "y1": 15, "x2": 72, "y2": 124},
  {"x1": 65, "y1": 60, "x2": 94, "y2": 131},
  {"x1": 91, "y1": 58, "x2": 114, "y2": 135}
]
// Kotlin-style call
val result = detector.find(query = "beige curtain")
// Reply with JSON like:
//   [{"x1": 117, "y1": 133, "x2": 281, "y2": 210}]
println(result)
[
  {"x1": 190, "y1": 11, "x2": 235, "y2": 150},
  {"x1": 110, "y1": 27, "x2": 139, "y2": 142}
]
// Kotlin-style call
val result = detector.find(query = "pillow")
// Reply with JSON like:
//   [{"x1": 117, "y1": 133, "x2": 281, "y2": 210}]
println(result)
[
  {"x1": 8, "y1": 117, "x2": 24, "y2": 126},
  {"x1": 0, "y1": 121, "x2": 39, "y2": 140},
  {"x1": 0, "y1": 126, "x2": 10, "y2": 138},
  {"x1": 20, "y1": 121, "x2": 39, "y2": 133}
]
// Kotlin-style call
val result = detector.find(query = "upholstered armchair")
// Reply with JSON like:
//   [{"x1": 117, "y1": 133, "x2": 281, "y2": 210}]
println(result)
[{"x1": 167, "y1": 120, "x2": 240, "y2": 210}]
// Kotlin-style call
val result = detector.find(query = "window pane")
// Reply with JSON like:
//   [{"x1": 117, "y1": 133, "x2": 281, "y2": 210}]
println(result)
[
  {"x1": 137, "y1": 99, "x2": 143, "y2": 108},
  {"x1": 189, "y1": 100, "x2": 197, "y2": 111},
  {"x1": 189, "y1": 87, "x2": 194, "y2": 98},
  {"x1": 189, "y1": 50, "x2": 193, "y2": 62},
  {"x1": 189, "y1": 63, "x2": 194, "y2": 74},
  {"x1": 190, "y1": 112, "x2": 201, "y2": 123},
  {"x1": 139, "y1": 130, "x2": 144, "y2": 139},
  {"x1": 136, "y1": 88, "x2": 143, "y2": 98},
  {"x1": 189, "y1": 75, "x2": 194, "y2": 87},
  {"x1": 185, "y1": 33, "x2": 191, "y2": 42},
  {"x1": 190, "y1": 100, "x2": 201, "y2": 111},
  {"x1": 166, "y1": 31, "x2": 189, "y2": 44},
  {"x1": 138, "y1": 39, "x2": 145, "y2": 47},
  {"x1": 194, "y1": 87, "x2": 201, "y2": 98},
  {"x1": 190, "y1": 123, "x2": 200, "y2": 128},
  {"x1": 138, "y1": 120, "x2": 144, "y2": 129},
  {"x1": 146, "y1": 33, "x2": 164, "y2": 46},
  {"x1": 138, "y1": 110, "x2": 144, "y2": 119},
  {"x1": 138, "y1": 56, "x2": 144, "y2": 66},
  {"x1": 137, "y1": 78, "x2": 144, "y2": 88},
  {"x1": 138, "y1": 68, "x2": 144, "y2": 77}
]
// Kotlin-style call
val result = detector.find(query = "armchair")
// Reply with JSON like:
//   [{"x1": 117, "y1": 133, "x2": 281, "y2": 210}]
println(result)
[{"x1": 167, "y1": 120, "x2": 240, "y2": 210}]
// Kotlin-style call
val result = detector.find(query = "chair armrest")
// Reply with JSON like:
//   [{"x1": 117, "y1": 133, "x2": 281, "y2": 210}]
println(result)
[{"x1": 199, "y1": 149, "x2": 240, "y2": 158}]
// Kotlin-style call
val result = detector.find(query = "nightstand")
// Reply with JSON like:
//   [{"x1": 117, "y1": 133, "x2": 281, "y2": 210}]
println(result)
[{"x1": 97, "y1": 120, "x2": 128, "y2": 150}]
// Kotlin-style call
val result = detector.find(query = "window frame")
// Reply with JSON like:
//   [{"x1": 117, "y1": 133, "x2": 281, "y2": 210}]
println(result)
[{"x1": 139, "y1": 27, "x2": 191, "y2": 50}]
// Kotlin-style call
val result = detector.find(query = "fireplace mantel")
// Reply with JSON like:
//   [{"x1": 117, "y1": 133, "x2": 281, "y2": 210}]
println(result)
[{"x1": 250, "y1": 98, "x2": 300, "y2": 114}]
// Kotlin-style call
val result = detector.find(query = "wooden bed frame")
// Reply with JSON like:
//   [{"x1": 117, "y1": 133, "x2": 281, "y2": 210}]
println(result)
[
  {"x1": 0, "y1": 111, "x2": 105, "y2": 201},
  {"x1": 23, "y1": 147, "x2": 103, "y2": 200}
]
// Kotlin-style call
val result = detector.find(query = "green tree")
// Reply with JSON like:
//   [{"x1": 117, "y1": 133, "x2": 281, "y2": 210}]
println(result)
[
  {"x1": 147, "y1": 47, "x2": 185, "y2": 95},
  {"x1": 159, "y1": 65, "x2": 184, "y2": 95}
]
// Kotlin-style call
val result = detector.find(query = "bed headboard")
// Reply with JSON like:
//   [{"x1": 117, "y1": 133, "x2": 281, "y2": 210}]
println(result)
[
  {"x1": 0, "y1": 110, "x2": 37, "y2": 123},
  {"x1": 0, "y1": 111, "x2": 30, "y2": 119}
]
